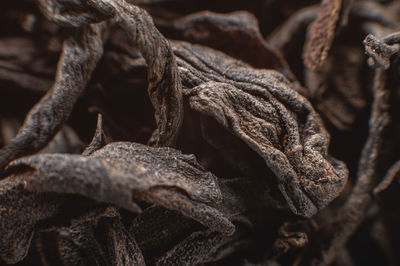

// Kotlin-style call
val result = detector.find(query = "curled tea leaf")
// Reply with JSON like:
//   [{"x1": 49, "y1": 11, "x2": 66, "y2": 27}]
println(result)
[
  {"x1": 273, "y1": 221, "x2": 311, "y2": 257},
  {"x1": 310, "y1": 65, "x2": 391, "y2": 266},
  {"x1": 5, "y1": 142, "x2": 234, "y2": 234},
  {"x1": 162, "y1": 10, "x2": 297, "y2": 83},
  {"x1": 0, "y1": 23, "x2": 106, "y2": 174},
  {"x1": 374, "y1": 160, "x2": 400, "y2": 196},
  {"x1": 364, "y1": 33, "x2": 399, "y2": 70},
  {"x1": 0, "y1": 0, "x2": 184, "y2": 174},
  {"x1": 174, "y1": 42, "x2": 348, "y2": 217},
  {"x1": 303, "y1": 0, "x2": 343, "y2": 71}
]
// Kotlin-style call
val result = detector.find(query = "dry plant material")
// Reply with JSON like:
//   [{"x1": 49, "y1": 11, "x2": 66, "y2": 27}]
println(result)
[
  {"x1": 0, "y1": 177, "x2": 62, "y2": 264},
  {"x1": 175, "y1": 42, "x2": 347, "y2": 217},
  {"x1": 35, "y1": 206, "x2": 146, "y2": 265},
  {"x1": 1, "y1": 0, "x2": 400, "y2": 265},
  {"x1": 160, "y1": 10, "x2": 298, "y2": 84},
  {"x1": 309, "y1": 33, "x2": 396, "y2": 266},
  {"x1": 0, "y1": 0, "x2": 184, "y2": 173},
  {"x1": 303, "y1": 0, "x2": 344, "y2": 71},
  {"x1": 4, "y1": 142, "x2": 234, "y2": 234}
]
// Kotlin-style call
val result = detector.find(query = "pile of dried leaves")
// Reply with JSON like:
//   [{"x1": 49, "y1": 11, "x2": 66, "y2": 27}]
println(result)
[{"x1": 1, "y1": 0, "x2": 400, "y2": 265}]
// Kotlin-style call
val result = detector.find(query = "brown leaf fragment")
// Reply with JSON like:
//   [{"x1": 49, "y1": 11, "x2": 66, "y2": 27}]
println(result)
[
  {"x1": 303, "y1": 0, "x2": 343, "y2": 71},
  {"x1": 4, "y1": 142, "x2": 233, "y2": 234},
  {"x1": 175, "y1": 42, "x2": 348, "y2": 217}
]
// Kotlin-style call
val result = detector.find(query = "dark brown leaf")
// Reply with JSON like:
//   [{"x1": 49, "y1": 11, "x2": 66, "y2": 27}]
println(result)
[
  {"x1": 160, "y1": 10, "x2": 297, "y2": 84},
  {"x1": 0, "y1": 177, "x2": 61, "y2": 264},
  {"x1": 303, "y1": 0, "x2": 343, "y2": 71},
  {"x1": 174, "y1": 41, "x2": 348, "y2": 217},
  {"x1": 4, "y1": 142, "x2": 234, "y2": 234},
  {"x1": 35, "y1": 206, "x2": 145, "y2": 266}
]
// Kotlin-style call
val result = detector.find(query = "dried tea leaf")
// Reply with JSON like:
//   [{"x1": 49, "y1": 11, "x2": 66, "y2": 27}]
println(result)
[
  {"x1": 104, "y1": 1, "x2": 183, "y2": 147},
  {"x1": 374, "y1": 160, "x2": 400, "y2": 195},
  {"x1": 90, "y1": 142, "x2": 222, "y2": 204},
  {"x1": 311, "y1": 63, "x2": 392, "y2": 265},
  {"x1": 103, "y1": 213, "x2": 145, "y2": 266},
  {"x1": 130, "y1": 182, "x2": 245, "y2": 263},
  {"x1": 156, "y1": 227, "x2": 246, "y2": 265},
  {"x1": 267, "y1": 6, "x2": 318, "y2": 53},
  {"x1": 305, "y1": 45, "x2": 366, "y2": 130},
  {"x1": 39, "y1": 0, "x2": 184, "y2": 147},
  {"x1": 364, "y1": 34, "x2": 399, "y2": 70},
  {"x1": 174, "y1": 42, "x2": 348, "y2": 217},
  {"x1": 303, "y1": 0, "x2": 343, "y2": 71},
  {"x1": 0, "y1": 177, "x2": 61, "y2": 264},
  {"x1": 199, "y1": 115, "x2": 269, "y2": 177},
  {"x1": 382, "y1": 31, "x2": 400, "y2": 45},
  {"x1": 0, "y1": 0, "x2": 184, "y2": 173},
  {"x1": 134, "y1": 187, "x2": 234, "y2": 235},
  {"x1": 130, "y1": 205, "x2": 200, "y2": 260},
  {"x1": 163, "y1": 10, "x2": 297, "y2": 83},
  {"x1": 273, "y1": 221, "x2": 310, "y2": 257},
  {"x1": 0, "y1": 117, "x2": 83, "y2": 155},
  {"x1": 37, "y1": 0, "x2": 111, "y2": 27},
  {"x1": 0, "y1": 23, "x2": 106, "y2": 173},
  {"x1": 3, "y1": 1, "x2": 400, "y2": 265},
  {"x1": 35, "y1": 206, "x2": 145, "y2": 266},
  {"x1": 4, "y1": 142, "x2": 234, "y2": 234}
]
